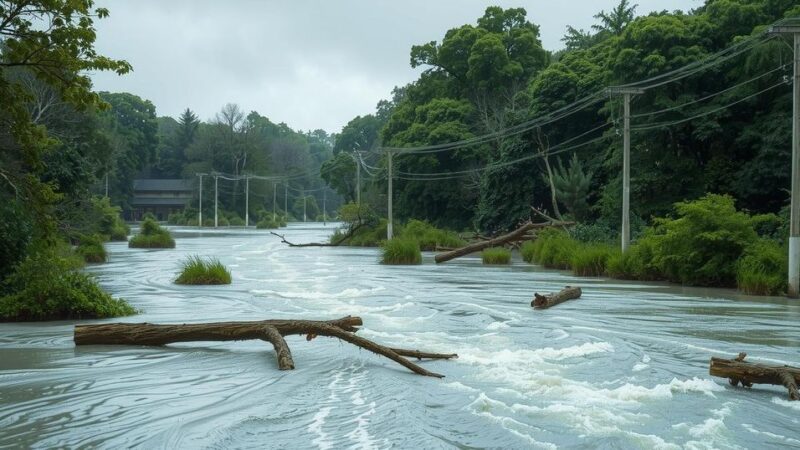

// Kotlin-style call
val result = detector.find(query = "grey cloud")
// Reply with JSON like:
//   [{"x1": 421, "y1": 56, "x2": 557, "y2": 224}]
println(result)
[{"x1": 91, "y1": 0, "x2": 699, "y2": 133}]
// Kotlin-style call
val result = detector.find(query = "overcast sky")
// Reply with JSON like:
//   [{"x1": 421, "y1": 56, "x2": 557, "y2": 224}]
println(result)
[{"x1": 90, "y1": 1, "x2": 700, "y2": 133}]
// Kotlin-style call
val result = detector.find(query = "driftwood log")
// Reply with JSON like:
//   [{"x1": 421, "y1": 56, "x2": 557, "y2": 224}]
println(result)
[
  {"x1": 710, "y1": 352, "x2": 799, "y2": 400},
  {"x1": 74, "y1": 316, "x2": 457, "y2": 378},
  {"x1": 434, "y1": 220, "x2": 573, "y2": 264},
  {"x1": 532, "y1": 286, "x2": 582, "y2": 309}
]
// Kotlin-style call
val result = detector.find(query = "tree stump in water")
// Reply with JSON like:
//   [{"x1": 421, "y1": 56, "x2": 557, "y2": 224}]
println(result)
[
  {"x1": 709, "y1": 352, "x2": 799, "y2": 400},
  {"x1": 74, "y1": 316, "x2": 457, "y2": 378},
  {"x1": 531, "y1": 286, "x2": 582, "y2": 309}
]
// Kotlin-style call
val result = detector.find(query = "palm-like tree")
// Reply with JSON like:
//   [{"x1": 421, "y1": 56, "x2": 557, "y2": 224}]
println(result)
[{"x1": 592, "y1": 0, "x2": 638, "y2": 35}]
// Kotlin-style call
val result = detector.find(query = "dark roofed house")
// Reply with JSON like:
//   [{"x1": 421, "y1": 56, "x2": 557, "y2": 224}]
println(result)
[{"x1": 130, "y1": 179, "x2": 193, "y2": 221}]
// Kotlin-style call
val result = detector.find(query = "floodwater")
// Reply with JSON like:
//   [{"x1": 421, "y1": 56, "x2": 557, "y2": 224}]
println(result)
[{"x1": 1, "y1": 224, "x2": 800, "y2": 449}]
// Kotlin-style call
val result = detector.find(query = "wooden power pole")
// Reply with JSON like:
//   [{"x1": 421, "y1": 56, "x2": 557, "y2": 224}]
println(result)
[
  {"x1": 768, "y1": 23, "x2": 800, "y2": 296},
  {"x1": 387, "y1": 150, "x2": 393, "y2": 240},
  {"x1": 607, "y1": 86, "x2": 644, "y2": 253}
]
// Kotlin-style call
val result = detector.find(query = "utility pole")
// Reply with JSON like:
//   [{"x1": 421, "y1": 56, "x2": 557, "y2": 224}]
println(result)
[
  {"x1": 355, "y1": 151, "x2": 361, "y2": 206},
  {"x1": 105, "y1": 173, "x2": 109, "y2": 198},
  {"x1": 197, "y1": 173, "x2": 205, "y2": 227},
  {"x1": 214, "y1": 174, "x2": 219, "y2": 228},
  {"x1": 245, "y1": 176, "x2": 250, "y2": 228},
  {"x1": 768, "y1": 23, "x2": 800, "y2": 296},
  {"x1": 387, "y1": 150, "x2": 393, "y2": 240},
  {"x1": 272, "y1": 181, "x2": 278, "y2": 222},
  {"x1": 284, "y1": 183, "x2": 288, "y2": 221},
  {"x1": 323, "y1": 189, "x2": 327, "y2": 225},
  {"x1": 607, "y1": 87, "x2": 644, "y2": 253},
  {"x1": 303, "y1": 190, "x2": 307, "y2": 222}
]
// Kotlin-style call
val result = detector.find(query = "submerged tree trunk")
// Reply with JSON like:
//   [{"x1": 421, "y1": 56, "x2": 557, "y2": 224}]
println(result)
[
  {"x1": 434, "y1": 220, "x2": 573, "y2": 264},
  {"x1": 531, "y1": 286, "x2": 582, "y2": 309},
  {"x1": 710, "y1": 352, "x2": 799, "y2": 400},
  {"x1": 74, "y1": 316, "x2": 457, "y2": 378}
]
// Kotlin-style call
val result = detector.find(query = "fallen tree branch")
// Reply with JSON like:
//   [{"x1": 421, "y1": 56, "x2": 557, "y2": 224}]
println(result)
[
  {"x1": 435, "y1": 220, "x2": 574, "y2": 264},
  {"x1": 74, "y1": 316, "x2": 457, "y2": 378},
  {"x1": 709, "y1": 352, "x2": 800, "y2": 400},
  {"x1": 532, "y1": 286, "x2": 582, "y2": 309},
  {"x1": 270, "y1": 221, "x2": 366, "y2": 247}
]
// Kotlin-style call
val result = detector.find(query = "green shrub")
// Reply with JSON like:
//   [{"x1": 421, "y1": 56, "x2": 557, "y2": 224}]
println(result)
[
  {"x1": 167, "y1": 212, "x2": 183, "y2": 225},
  {"x1": 218, "y1": 216, "x2": 230, "y2": 227},
  {"x1": 229, "y1": 216, "x2": 245, "y2": 226},
  {"x1": 605, "y1": 238, "x2": 661, "y2": 280},
  {"x1": 571, "y1": 222, "x2": 616, "y2": 244},
  {"x1": 530, "y1": 229, "x2": 579, "y2": 269},
  {"x1": 401, "y1": 219, "x2": 465, "y2": 251},
  {"x1": 76, "y1": 235, "x2": 107, "y2": 263},
  {"x1": 185, "y1": 217, "x2": 199, "y2": 226},
  {"x1": 646, "y1": 194, "x2": 758, "y2": 286},
  {"x1": 571, "y1": 243, "x2": 615, "y2": 276},
  {"x1": 520, "y1": 241, "x2": 536, "y2": 263},
  {"x1": 381, "y1": 238, "x2": 421, "y2": 265},
  {"x1": 482, "y1": 247, "x2": 511, "y2": 265},
  {"x1": 0, "y1": 250, "x2": 135, "y2": 321},
  {"x1": 202, "y1": 218, "x2": 215, "y2": 227},
  {"x1": 174, "y1": 256, "x2": 232, "y2": 285},
  {"x1": 257, "y1": 218, "x2": 280, "y2": 229},
  {"x1": 736, "y1": 239, "x2": 786, "y2": 296},
  {"x1": 109, "y1": 221, "x2": 129, "y2": 241},
  {"x1": 129, "y1": 218, "x2": 175, "y2": 249}
]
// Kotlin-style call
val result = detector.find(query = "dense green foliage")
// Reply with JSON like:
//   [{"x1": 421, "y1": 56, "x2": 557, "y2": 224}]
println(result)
[
  {"x1": 174, "y1": 256, "x2": 232, "y2": 285},
  {"x1": 527, "y1": 195, "x2": 786, "y2": 293},
  {"x1": 482, "y1": 247, "x2": 512, "y2": 265},
  {"x1": 381, "y1": 238, "x2": 422, "y2": 265},
  {"x1": 331, "y1": 1, "x2": 799, "y2": 241},
  {"x1": 129, "y1": 218, "x2": 175, "y2": 249},
  {"x1": 736, "y1": 239, "x2": 787, "y2": 295},
  {"x1": 0, "y1": 1, "x2": 138, "y2": 321},
  {"x1": 76, "y1": 235, "x2": 107, "y2": 263},
  {"x1": 0, "y1": 249, "x2": 135, "y2": 321}
]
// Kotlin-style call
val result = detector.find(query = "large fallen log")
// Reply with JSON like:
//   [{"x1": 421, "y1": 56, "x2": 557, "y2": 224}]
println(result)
[
  {"x1": 434, "y1": 220, "x2": 573, "y2": 264},
  {"x1": 531, "y1": 286, "x2": 582, "y2": 309},
  {"x1": 710, "y1": 352, "x2": 799, "y2": 400},
  {"x1": 74, "y1": 316, "x2": 457, "y2": 378}
]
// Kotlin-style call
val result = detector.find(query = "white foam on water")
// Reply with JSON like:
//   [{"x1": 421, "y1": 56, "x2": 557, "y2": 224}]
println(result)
[
  {"x1": 404, "y1": 295, "x2": 413, "y2": 300},
  {"x1": 458, "y1": 342, "x2": 614, "y2": 367},
  {"x1": 443, "y1": 381, "x2": 480, "y2": 393},
  {"x1": 345, "y1": 401, "x2": 381, "y2": 449},
  {"x1": 672, "y1": 404, "x2": 738, "y2": 450},
  {"x1": 250, "y1": 286, "x2": 385, "y2": 300},
  {"x1": 772, "y1": 397, "x2": 800, "y2": 411},
  {"x1": 308, "y1": 406, "x2": 333, "y2": 450},
  {"x1": 632, "y1": 363, "x2": 649, "y2": 372},
  {"x1": 741, "y1": 423, "x2": 800, "y2": 445},
  {"x1": 486, "y1": 321, "x2": 510, "y2": 330}
]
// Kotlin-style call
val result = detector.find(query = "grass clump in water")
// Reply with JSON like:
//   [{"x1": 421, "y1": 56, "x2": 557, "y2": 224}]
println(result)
[
  {"x1": 520, "y1": 241, "x2": 536, "y2": 263},
  {"x1": 530, "y1": 228, "x2": 578, "y2": 269},
  {"x1": 174, "y1": 256, "x2": 232, "y2": 285},
  {"x1": 571, "y1": 243, "x2": 615, "y2": 276},
  {"x1": 482, "y1": 247, "x2": 511, "y2": 265},
  {"x1": 381, "y1": 238, "x2": 421, "y2": 265},
  {"x1": 129, "y1": 217, "x2": 175, "y2": 249},
  {"x1": 736, "y1": 239, "x2": 786, "y2": 296},
  {"x1": 256, "y1": 218, "x2": 280, "y2": 229},
  {"x1": 402, "y1": 219, "x2": 465, "y2": 251},
  {"x1": 76, "y1": 234, "x2": 107, "y2": 263}
]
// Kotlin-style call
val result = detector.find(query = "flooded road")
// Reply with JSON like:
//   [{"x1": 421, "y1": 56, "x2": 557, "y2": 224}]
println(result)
[{"x1": 1, "y1": 223, "x2": 800, "y2": 449}]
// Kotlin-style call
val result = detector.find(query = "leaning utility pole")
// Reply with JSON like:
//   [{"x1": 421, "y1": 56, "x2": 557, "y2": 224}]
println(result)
[
  {"x1": 214, "y1": 174, "x2": 219, "y2": 228},
  {"x1": 768, "y1": 22, "x2": 800, "y2": 297},
  {"x1": 245, "y1": 176, "x2": 250, "y2": 228},
  {"x1": 387, "y1": 150, "x2": 394, "y2": 240},
  {"x1": 607, "y1": 86, "x2": 644, "y2": 253},
  {"x1": 197, "y1": 173, "x2": 206, "y2": 227}
]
